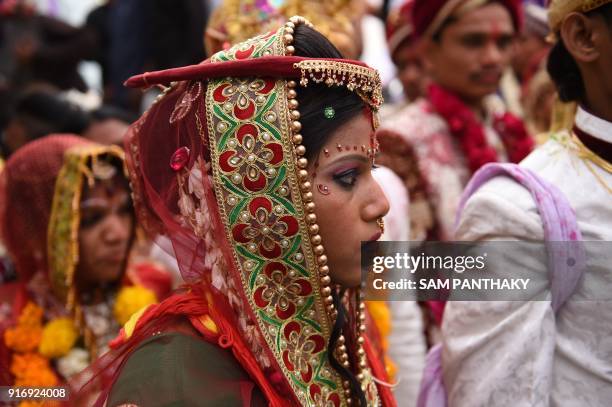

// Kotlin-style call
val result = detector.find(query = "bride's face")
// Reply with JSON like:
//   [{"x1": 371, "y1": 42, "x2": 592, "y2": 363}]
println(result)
[{"x1": 311, "y1": 114, "x2": 389, "y2": 288}]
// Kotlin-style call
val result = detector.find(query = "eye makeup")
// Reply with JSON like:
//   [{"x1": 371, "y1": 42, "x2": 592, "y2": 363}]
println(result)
[
  {"x1": 332, "y1": 167, "x2": 360, "y2": 189},
  {"x1": 80, "y1": 194, "x2": 133, "y2": 228}
]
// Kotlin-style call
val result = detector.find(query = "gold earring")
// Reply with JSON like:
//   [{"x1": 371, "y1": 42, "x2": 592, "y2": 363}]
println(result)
[{"x1": 376, "y1": 218, "x2": 385, "y2": 234}]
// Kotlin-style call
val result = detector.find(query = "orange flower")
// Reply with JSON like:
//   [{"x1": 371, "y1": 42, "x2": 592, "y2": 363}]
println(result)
[
  {"x1": 4, "y1": 324, "x2": 42, "y2": 353},
  {"x1": 19, "y1": 401, "x2": 44, "y2": 407},
  {"x1": 10, "y1": 353, "x2": 58, "y2": 387},
  {"x1": 18, "y1": 401, "x2": 59, "y2": 407},
  {"x1": 17, "y1": 302, "x2": 44, "y2": 327},
  {"x1": 4, "y1": 302, "x2": 44, "y2": 352}
]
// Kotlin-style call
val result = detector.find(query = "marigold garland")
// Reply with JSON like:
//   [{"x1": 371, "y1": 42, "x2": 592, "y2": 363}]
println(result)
[
  {"x1": 4, "y1": 324, "x2": 43, "y2": 353},
  {"x1": 17, "y1": 302, "x2": 44, "y2": 326},
  {"x1": 39, "y1": 318, "x2": 78, "y2": 358},
  {"x1": 366, "y1": 301, "x2": 397, "y2": 380},
  {"x1": 10, "y1": 353, "x2": 58, "y2": 387},
  {"x1": 428, "y1": 83, "x2": 534, "y2": 174},
  {"x1": 113, "y1": 285, "x2": 158, "y2": 325},
  {"x1": 4, "y1": 302, "x2": 43, "y2": 353},
  {"x1": 4, "y1": 287, "x2": 158, "y2": 388}
]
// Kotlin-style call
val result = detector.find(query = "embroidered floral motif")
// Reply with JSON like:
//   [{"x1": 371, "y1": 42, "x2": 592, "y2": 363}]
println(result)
[
  {"x1": 232, "y1": 198, "x2": 298, "y2": 259},
  {"x1": 170, "y1": 81, "x2": 203, "y2": 124},
  {"x1": 206, "y1": 27, "x2": 348, "y2": 403},
  {"x1": 309, "y1": 384, "x2": 342, "y2": 407},
  {"x1": 254, "y1": 262, "x2": 312, "y2": 318},
  {"x1": 281, "y1": 321, "x2": 325, "y2": 382}
]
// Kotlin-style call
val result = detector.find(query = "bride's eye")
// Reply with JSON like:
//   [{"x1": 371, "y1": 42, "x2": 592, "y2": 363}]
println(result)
[{"x1": 333, "y1": 168, "x2": 360, "y2": 189}]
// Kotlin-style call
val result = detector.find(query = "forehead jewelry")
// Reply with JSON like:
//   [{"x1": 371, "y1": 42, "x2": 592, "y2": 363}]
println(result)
[
  {"x1": 368, "y1": 133, "x2": 379, "y2": 164},
  {"x1": 317, "y1": 184, "x2": 331, "y2": 195}
]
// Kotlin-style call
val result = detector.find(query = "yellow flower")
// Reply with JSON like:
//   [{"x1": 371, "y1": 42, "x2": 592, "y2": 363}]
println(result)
[
  {"x1": 366, "y1": 301, "x2": 396, "y2": 380},
  {"x1": 38, "y1": 318, "x2": 78, "y2": 359},
  {"x1": 366, "y1": 301, "x2": 392, "y2": 338},
  {"x1": 113, "y1": 285, "x2": 157, "y2": 325}
]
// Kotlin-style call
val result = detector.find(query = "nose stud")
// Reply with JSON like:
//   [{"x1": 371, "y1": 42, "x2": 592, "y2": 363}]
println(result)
[{"x1": 376, "y1": 217, "x2": 385, "y2": 234}]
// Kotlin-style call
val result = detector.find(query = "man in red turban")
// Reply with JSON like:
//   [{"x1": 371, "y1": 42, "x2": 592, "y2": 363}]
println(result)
[
  {"x1": 443, "y1": 0, "x2": 612, "y2": 405},
  {"x1": 378, "y1": 0, "x2": 533, "y2": 243},
  {"x1": 375, "y1": 0, "x2": 534, "y2": 340},
  {"x1": 385, "y1": 0, "x2": 426, "y2": 105}
]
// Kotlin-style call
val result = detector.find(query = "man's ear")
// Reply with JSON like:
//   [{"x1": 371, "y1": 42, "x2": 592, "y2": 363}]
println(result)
[{"x1": 560, "y1": 12, "x2": 599, "y2": 63}]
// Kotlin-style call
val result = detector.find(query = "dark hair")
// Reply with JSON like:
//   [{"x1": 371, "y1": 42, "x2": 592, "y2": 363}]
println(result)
[
  {"x1": 292, "y1": 25, "x2": 368, "y2": 405},
  {"x1": 90, "y1": 105, "x2": 138, "y2": 125},
  {"x1": 1, "y1": 91, "x2": 91, "y2": 156},
  {"x1": 6, "y1": 91, "x2": 91, "y2": 149},
  {"x1": 292, "y1": 25, "x2": 366, "y2": 161},
  {"x1": 328, "y1": 289, "x2": 368, "y2": 407},
  {"x1": 547, "y1": 3, "x2": 612, "y2": 102}
]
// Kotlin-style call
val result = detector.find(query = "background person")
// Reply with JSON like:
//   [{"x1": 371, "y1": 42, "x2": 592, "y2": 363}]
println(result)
[{"x1": 445, "y1": 1, "x2": 612, "y2": 404}]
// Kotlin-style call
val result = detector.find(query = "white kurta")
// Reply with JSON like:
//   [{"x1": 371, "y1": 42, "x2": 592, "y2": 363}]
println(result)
[
  {"x1": 377, "y1": 95, "x2": 508, "y2": 242},
  {"x1": 374, "y1": 166, "x2": 427, "y2": 407},
  {"x1": 443, "y1": 107, "x2": 612, "y2": 406}
]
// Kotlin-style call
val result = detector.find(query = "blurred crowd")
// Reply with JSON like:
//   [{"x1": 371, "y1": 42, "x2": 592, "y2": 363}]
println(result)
[
  {"x1": 0, "y1": 0, "x2": 554, "y2": 162},
  {"x1": 1, "y1": 0, "x2": 611, "y2": 406}
]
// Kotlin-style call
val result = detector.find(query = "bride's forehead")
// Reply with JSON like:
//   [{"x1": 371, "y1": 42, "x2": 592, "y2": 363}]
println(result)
[{"x1": 328, "y1": 115, "x2": 372, "y2": 143}]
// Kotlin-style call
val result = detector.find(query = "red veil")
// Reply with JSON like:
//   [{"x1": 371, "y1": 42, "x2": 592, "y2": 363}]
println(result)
[{"x1": 69, "y1": 17, "x2": 395, "y2": 407}]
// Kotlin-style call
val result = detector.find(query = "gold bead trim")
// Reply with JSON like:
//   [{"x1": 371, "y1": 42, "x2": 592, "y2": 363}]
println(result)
[
  {"x1": 283, "y1": 13, "x2": 340, "y2": 348},
  {"x1": 581, "y1": 0, "x2": 612, "y2": 13},
  {"x1": 283, "y1": 16, "x2": 380, "y2": 405},
  {"x1": 293, "y1": 60, "x2": 383, "y2": 110},
  {"x1": 284, "y1": 16, "x2": 382, "y2": 111}
]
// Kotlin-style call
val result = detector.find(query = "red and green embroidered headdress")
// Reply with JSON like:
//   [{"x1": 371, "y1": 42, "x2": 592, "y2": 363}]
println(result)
[{"x1": 122, "y1": 16, "x2": 386, "y2": 406}]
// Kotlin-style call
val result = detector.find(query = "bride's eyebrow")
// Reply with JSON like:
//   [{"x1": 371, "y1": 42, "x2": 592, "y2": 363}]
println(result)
[{"x1": 326, "y1": 154, "x2": 369, "y2": 165}]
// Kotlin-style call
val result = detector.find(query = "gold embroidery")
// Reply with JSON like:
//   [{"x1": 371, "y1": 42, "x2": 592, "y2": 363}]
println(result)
[
  {"x1": 294, "y1": 59, "x2": 383, "y2": 109},
  {"x1": 47, "y1": 145, "x2": 125, "y2": 310},
  {"x1": 571, "y1": 133, "x2": 612, "y2": 194}
]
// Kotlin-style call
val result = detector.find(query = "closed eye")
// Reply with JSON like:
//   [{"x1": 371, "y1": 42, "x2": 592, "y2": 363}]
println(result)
[{"x1": 333, "y1": 168, "x2": 360, "y2": 189}]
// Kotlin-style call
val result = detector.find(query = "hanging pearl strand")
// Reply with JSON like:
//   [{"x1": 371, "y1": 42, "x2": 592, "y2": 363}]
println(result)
[{"x1": 284, "y1": 15, "x2": 372, "y2": 406}]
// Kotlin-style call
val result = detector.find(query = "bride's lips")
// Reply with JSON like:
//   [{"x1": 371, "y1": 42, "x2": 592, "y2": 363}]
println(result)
[{"x1": 368, "y1": 232, "x2": 382, "y2": 242}]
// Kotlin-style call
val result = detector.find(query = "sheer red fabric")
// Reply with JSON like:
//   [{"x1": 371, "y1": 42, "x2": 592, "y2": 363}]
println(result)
[
  {"x1": 69, "y1": 21, "x2": 396, "y2": 406},
  {"x1": 68, "y1": 81, "x2": 293, "y2": 405},
  {"x1": 0, "y1": 135, "x2": 90, "y2": 281},
  {"x1": 0, "y1": 135, "x2": 91, "y2": 386}
]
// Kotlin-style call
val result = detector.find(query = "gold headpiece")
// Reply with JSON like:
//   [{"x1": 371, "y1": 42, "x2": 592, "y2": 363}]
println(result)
[
  {"x1": 206, "y1": 0, "x2": 366, "y2": 58},
  {"x1": 548, "y1": 0, "x2": 612, "y2": 32}
]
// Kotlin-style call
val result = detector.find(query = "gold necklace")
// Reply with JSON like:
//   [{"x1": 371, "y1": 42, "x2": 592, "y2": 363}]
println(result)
[{"x1": 571, "y1": 133, "x2": 612, "y2": 194}]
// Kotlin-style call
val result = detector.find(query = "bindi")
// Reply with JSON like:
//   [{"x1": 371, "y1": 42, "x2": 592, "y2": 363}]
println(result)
[{"x1": 491, "y1": 19, "x2": 501, "y2": 42}]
